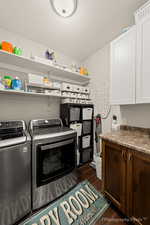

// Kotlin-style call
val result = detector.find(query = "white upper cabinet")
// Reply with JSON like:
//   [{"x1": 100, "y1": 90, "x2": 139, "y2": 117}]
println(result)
[
  {"x1": 110, "y1": 27, "x2": 136, "y2": 105},
  {"x1": 135, "y1": 2, "x2": 150, "y2": 103}
]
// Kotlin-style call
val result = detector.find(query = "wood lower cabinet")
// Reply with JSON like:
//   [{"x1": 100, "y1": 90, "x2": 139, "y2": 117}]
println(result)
[
  {"x1": 102, "y1": 141, "x2": 126, "y2": 213},
  {"x1": 102, "y1": 140, "x2": 150, "y2": 225},
  {"x1": 129, "y1": 152, "x2": 150, "y2": 225}
]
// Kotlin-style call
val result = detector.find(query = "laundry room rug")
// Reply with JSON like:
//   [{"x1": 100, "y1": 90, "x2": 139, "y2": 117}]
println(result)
[{"x1": 20, "y1": 180, "x2": 109, "y2": 225}]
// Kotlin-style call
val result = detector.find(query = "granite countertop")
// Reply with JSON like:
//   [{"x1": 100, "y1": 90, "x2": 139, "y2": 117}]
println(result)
[{"x1": 100, "y1": 125, "x2": 150, "y2": 155}]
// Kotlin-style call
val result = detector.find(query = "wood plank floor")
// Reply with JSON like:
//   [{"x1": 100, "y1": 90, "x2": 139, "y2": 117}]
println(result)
[{"x1": 78, "y1": 164, "x2": 130, "y2": 225}]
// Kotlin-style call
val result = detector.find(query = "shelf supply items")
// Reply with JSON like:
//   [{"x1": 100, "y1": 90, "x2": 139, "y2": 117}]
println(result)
[
  {"x1": 1, "y1": 41, "x2": 13, "y2": 53},
  {"x1": 26, "y1": 73, "x2": 61, "y2": 96},
  {"x1": 0, "y1": 41, "x2": 23, "y2": 56},
  {"x1": 1, "y1": 75, "x2": 23, "y2": 91},
  {"x1": 0, "y1": 50, "x2": 91, "y2": 97},
  {"x1": 3, "y1": 75, "x2": 12, "y2": 89},
  {"x1": 61, "y1": 98, "x2": 92, "y2": 104},
  {"x1": 0, "y1": 50, "x2": 90, "y2": 85},
  {"x1": 61, "y1": 82, "x2": 90, "y2": 93},
  {"x1": 12, "y1": 77, "x2": 22, "y2": 90},
  {"x1": 61, "y1": 82, "x2": 92, "y2": 104}
]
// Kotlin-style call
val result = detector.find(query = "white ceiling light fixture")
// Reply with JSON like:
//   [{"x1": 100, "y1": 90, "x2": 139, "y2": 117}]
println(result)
[{"x1": 50, "y1": 0, "x2": 78, "y2": 18}]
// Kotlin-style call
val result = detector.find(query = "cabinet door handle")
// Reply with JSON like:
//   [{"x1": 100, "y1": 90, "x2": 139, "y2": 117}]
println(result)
[
  {"x1": 122, "y1": 151, "x2": 124, "y2": 159},
  {"x1": 122, "y1": 151, "x2": 125, "y2": 160},
  {"x1": 124, "y1": 151, "x2": 127, "y2": 161},
  {"x1": 128, "y1": 153, "x2": 132, "y2": 161},
  {"x1": 122, "y1": 151, "x2": 126, "y2": 161}
]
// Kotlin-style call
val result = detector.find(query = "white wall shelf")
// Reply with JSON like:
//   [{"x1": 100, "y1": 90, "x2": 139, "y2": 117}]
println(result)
[
  {"x1": 0, "y1": 89, "x2": 62, "y2": 98},
  {"x1": 0, "y1": 50, "x2": 90, "y2": 84},
  {"x1": 0, "y1": 89, "x2": 91, "y2": 100}
]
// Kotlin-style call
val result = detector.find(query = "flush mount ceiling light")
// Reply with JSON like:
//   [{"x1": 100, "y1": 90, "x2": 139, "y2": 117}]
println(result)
[{"x1": 50, "y1": 0, "x2": 78, "y2": 18}]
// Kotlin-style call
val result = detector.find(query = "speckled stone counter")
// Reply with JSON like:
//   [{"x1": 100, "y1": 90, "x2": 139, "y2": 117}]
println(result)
[{"x1": 100, "y1": 125, "x2": 150, "y2": 155}]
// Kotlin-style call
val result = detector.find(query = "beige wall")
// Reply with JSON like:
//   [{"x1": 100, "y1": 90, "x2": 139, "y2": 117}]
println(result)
[
  {"x1": 121, "y1": 104, "x2": 150, "y2": 128},
  {"x1": 83, "y1": 44, "x2": 121, "y2": 133},
  {"x1": 0, "y1": 27, "x2": 78, "y2": 66},
  {"x1": 0, "y1": 94, "x2": 60, "y2": 123}
]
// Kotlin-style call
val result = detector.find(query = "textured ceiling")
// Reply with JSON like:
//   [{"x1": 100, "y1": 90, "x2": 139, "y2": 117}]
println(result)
[{"x1": 0, "y1": 0, "x2": 147, "y2": 61}]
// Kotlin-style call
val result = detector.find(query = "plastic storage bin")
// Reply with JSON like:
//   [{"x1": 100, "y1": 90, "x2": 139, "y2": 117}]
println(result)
[
  {"x1": 82, "y1": 108, "x2": 93, "y2": 120},
  {"x1": 61, "y1": 82, "x2": 73, "y2": 92},
  {"x1": 73, "y1": 85, "x2": 82, "y2": 93},
  {"x1": 82, "y1": 87, "x2": 90, "y2": 94},
  {"x1": 81, "y1": 148, "x2": 92, "y2": 163},
  {"x1": 82, "y1": 121, "x2": 92, "y2": 135},
  {"x1": 82, "y1": 135, "x2": 91, "y2": 149},
  {"x1": 70, "y1": 107, "x2": 80, "y2": 122}
]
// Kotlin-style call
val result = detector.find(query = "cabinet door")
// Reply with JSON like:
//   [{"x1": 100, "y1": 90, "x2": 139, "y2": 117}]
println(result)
[
  {"x1": 128, "y1": 152, "x2": 150, "y2": 225},
  {"x1": 102, "y1": 141, "x2": 126, "y2": 213},
  {"x1": 136, "y1": 15, "x2": 150, "y2": 103},
  {"x1": 110, "y1": 27, "x2": 136, "y2": 105}
]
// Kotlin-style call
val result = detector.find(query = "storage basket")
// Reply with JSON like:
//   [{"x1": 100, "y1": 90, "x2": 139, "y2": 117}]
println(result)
[
  {"x1": 82, "y1": 135, "x2": 91, "y2": 149},
  {"x1": 82, "y1": 121, "x2": 92, "y2": 135},
  {"x1": 70, "y1": 107, "x2": 80, "y2": 122},
  {"x1": 82, "y1": 108, "x2": 93, "y2": 120},
  {"x1": 81, "y1": 148, "x2": 92, "y2": 163}
]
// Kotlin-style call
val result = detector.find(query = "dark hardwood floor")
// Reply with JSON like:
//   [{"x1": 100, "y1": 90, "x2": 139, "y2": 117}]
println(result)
[{"x1": 78, "y1": 164, "x2": 129, "y2": 225}]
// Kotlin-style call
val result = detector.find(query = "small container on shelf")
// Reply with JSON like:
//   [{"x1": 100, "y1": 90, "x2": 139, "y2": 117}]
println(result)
[
  {"x1": 77, "y1": 93, "x2": 82, "y2": 99},
  {"x1": 12, "y1": 77, "x2": 22, "y2": 90},
  {"x1": 81, "y1": 87, "x2": 90, "y2": 94},
  {"x1": 73, "y1": 85, "x2": 81, "y2": 93},
  {"x1": 70, "y1": 92, "x2": 77, "y2": 98},
  {"x1": 3, "y1": 76, "x2": 12, "y2": 89},
  {"x1": 13, "y1": 47, "x2": 23, "y2": 56},
  {"x1": 1, "y1": 41, "x2": 13, "y2": 53},
  {"x1": 44, "y1": 89, "x2": 61, "y2": 96},
  {"x1": 52, "y1": 81, "x2": 61, "y2": 89},
  {"x1": 111, "y1": 115, "x2": 120, "y2": 131},
  {"x1": 62, "y1": 91, "x2": 71, "y2": 97},
  {"x1": 61, "y1": 82, "x2": 73, "y2": 92},
  {"x1": 80, "y1": 67, "x2": 89, "y2": 76},
  {"x1": 43, "y1": 76, "x2": 52, "y2": 88}
]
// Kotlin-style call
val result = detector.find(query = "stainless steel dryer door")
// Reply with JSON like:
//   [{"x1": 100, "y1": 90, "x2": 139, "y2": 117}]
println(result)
[
  {"x1": 0, "y1": 142, "x2": 31, "y2": 225},
  {"x1": 36, "y1": 138, "x2": 76, "y2": 187}
]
